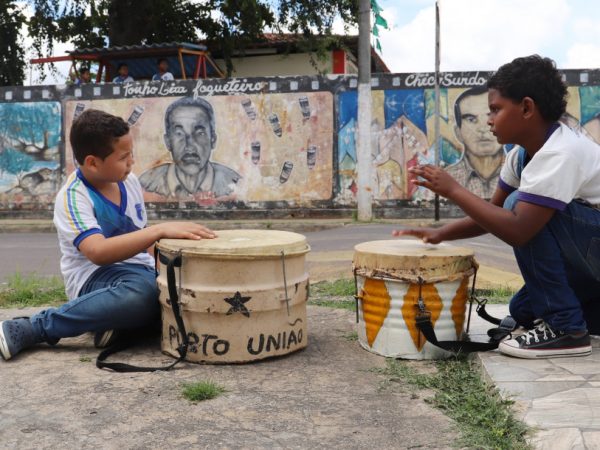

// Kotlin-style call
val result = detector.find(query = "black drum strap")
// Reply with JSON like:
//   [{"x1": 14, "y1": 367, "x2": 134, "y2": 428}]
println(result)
[
  {"x1": 96, "y1": 250, "x2": 189, "y2": 372},
  {"x1": 399, "y1": 272, "x2": 517, "y2": 355}
]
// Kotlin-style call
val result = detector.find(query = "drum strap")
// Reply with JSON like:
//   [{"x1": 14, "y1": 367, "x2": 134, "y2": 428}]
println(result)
[
  {"x1": 413, "y1": 273, "x2": 517, "y2": 353},
  {"x1": 96, "y1": 249, "x2": 189, "y2": 372}
]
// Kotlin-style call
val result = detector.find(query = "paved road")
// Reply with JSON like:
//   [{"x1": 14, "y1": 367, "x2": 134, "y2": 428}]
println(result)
[{"x1": 0, "y1": 224, "x2": 518, "y2": 282}]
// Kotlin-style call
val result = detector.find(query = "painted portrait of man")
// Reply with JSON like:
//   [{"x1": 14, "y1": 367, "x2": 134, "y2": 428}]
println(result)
[
  {"x1": 139, "y1": 97, "x2": 241, "y2": 198},
  {"x1": 446, "y1": 86, "x2": 505, "y2": 199}
]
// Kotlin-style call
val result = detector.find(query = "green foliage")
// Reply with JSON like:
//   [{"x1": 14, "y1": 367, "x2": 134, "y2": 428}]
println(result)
[
  {"x1": 0, "y1": 1, "x2": 26, "y2": 86},
  {"x1": 376, "y1": 358, "x2": 531, "y2": 449},
  {"x1": 25, "y1": 0, "x2": 359, "y2": 79},
  {"x1": 0, "y1": 272, "x2": 66, "y2": 308},
  {"x1": 181, "y1": 381, "x2": 226, "y2": 402}
]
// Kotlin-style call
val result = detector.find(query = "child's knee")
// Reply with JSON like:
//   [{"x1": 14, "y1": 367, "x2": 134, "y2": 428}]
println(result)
[{"x1": 119, "y1": 277, "x2": 160, "y2": 313}]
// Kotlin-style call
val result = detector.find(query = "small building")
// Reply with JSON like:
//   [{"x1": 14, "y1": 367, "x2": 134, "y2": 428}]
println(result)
[
  {"x1": 211, "y1": 34, "x2": 390, "y2": 77},
  {"x1": 30, "y1": 35, "x2": 390, "y2": 83}
]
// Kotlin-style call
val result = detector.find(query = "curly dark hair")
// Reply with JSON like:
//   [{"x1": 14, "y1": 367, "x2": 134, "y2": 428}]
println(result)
[
  {"x1": 487, "y1": 55, "x2": 567, "y2": 122},
  {"x1": 70, "y1": 109, "x2": 129, "y2": 165}
]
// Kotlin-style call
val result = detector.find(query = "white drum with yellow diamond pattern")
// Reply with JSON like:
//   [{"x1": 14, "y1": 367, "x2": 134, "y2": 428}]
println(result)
[{"x1": 353, "y1": 240, "x2": 477, "y2": 360}]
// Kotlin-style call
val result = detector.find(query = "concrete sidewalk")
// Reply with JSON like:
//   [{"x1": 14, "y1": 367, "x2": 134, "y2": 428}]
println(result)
[
  {"x1": 471, "y1": 304, "x2": 600, "y2": 450},
  {"x1": 0, "y1": 306, "x2": 457, "y2": 449}
]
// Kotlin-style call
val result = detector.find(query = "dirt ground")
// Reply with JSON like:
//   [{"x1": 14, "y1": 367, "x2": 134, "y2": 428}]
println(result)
[{"x1": 0, "y1": 306, "x2": 456, "y2": 449}]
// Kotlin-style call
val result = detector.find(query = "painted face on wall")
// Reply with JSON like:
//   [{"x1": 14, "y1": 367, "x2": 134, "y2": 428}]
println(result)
[
  {"x1": 456, "y1": 92, "x2": 502, "y2": 157},
  {"x1": 165, "y1": 105, "x2": 215, "y2": 176}
]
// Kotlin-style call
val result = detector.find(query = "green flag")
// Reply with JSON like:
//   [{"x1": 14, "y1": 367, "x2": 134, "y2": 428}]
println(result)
[
  {"x1": 371, "y1": 0, "x2": 383, "y2": 14},
  {"x1": 375, "y1": 14, "x2": 388, "y2": 28}
]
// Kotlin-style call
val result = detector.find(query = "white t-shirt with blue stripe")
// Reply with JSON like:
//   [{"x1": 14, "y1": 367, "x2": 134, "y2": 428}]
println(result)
[
  {"x1": 499, "y1": 123, "x2": 600, "y2": 210},
  {"x1": 53, "y1": 170, "x2": 155, "y2": 300}
]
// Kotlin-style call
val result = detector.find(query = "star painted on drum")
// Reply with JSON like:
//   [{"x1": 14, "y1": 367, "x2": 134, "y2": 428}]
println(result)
[{"x1": 224, "y1": 291, "x2": 251, "y2": 318}]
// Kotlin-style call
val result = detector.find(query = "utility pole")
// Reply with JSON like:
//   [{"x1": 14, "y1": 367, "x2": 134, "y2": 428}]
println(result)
[
  {"x1": 433, "y1": 0, "x2": 441, "y2": 221},
  {"x1": 357, "y1": 0, "x2": 373, "y2": 221}
]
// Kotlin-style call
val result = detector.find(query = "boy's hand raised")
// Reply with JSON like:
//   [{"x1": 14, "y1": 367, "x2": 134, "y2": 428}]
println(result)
[
  {"x1": 409, "y1": 164, "x2": 461, "y2": 199},
  {"x1": 154, "y1": 222, "x2": 217, "y2": 240},
  {"x1": 392, "y1": 228, "x2": 443, "y2": 244}
]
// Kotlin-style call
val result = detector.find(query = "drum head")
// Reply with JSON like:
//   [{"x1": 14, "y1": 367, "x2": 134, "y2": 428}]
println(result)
[
  {"x1": 353, "y1": 239, "x2": 476, "y2": 282},
  {"x1": 157, "y1": 229, "x2": 310, "y2": 258}
]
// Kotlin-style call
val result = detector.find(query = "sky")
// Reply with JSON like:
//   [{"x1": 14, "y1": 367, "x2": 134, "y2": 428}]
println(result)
[
  {"x1": 374, "y1": 0, "x2": 600, "y2": 72},
  {"x1": 24, "y1": 0, "x2": 600, "y2": 84}
]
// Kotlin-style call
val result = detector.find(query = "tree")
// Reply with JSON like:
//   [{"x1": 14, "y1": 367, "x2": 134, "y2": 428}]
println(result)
[
  {"x1": 26, "y1": 0, "x2": 359, "y2": 79},
  {"x1": 0, "y1": 148, "x2": 34, "y2": 182},
  {"x1": 0, "y1": 1, "x2": 26, "y2": 86}
]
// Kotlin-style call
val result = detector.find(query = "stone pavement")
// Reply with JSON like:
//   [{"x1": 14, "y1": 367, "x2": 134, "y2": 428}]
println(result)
[
  {"x1": 0, "y1": 307, "x2": 456, "y2": 449},
  {"x1": 470, "y1": 304, "x2": 600, "y2": 450}
]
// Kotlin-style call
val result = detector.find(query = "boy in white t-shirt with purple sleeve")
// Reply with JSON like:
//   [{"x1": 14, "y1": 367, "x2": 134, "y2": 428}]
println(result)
[{"x1": 395, "y1": 55, "x2": 600, "y2": 359}]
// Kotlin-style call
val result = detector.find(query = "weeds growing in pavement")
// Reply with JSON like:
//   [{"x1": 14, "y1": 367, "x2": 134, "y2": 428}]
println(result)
[
  {"x1": 374, "y1": 358, "x2": 531, "y2": 450},
  {"x1": 0, "y1": 272, "x2": 66, "y2": 308},
  {"x1": 181, "y1": 381, "x2": 226, "y2": 402}
]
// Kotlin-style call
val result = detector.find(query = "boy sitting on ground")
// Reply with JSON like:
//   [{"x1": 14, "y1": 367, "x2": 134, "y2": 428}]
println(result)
[
  {"x1": 395, "y1": 55, "x2": 600, "y2": 359},
  {"x1": 0, "y1": 109, "x2": 216, "y2": 361}
]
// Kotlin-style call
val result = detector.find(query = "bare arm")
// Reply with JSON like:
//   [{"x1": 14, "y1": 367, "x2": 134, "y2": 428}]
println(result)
[
  {"x1": 394, "y1": 187, "x2": 510, "y2": 243},
  {"x1": 79, "y1": 222, "x2": 216, "y2": 266},
  {"x1": 410, "y1": 164, "x2": 555, "y2": 247}
]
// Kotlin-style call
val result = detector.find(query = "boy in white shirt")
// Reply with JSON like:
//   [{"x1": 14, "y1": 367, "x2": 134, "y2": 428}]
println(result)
[
  {"x1": 0, "y1": 109, "x2": 216, "y2": 361},
  {"x1": 395, "y1": 55, "x2": 600, "y2": 359}
]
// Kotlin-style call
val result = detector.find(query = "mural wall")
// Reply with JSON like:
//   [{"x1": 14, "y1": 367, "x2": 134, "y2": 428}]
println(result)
[
  {"x1": 64, "y1": 91, "x2": 333, "y2": 206},
  {"x1": 1, "y1": 70, "x2": 599, "y2": 216},
  {"x1": 0, "y1": 101, "x2": 62, "y2": 207}
]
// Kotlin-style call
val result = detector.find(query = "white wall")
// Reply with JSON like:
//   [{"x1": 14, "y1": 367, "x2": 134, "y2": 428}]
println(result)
[{"x1": 215, "y1": 53, "x2": 333, "y2": 77}]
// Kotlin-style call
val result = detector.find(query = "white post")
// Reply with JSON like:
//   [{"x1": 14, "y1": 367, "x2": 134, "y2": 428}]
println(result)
[
  {"x1": 357, "y1": 0, "x2": 373, "y2": 221},
  {"x1": 434, "y1": 0, "x2": 441, "y2": 221}
]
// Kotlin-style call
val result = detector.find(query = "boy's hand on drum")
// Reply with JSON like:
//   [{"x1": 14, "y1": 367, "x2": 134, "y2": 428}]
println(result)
[
  {"x1": 393, "y1": 228, "x2": 443, "y2": 244},
  {"x1": 409, "y1": 164, "x2": 461, "y2": 198},
  {"x1": 155, "y1": 222, "x2": 217, "y2": 240}
]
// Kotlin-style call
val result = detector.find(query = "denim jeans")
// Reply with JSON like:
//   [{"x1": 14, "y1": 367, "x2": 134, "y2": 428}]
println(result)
[
  {"x1": 504, "y1": 191, "x2": 600, "y2": 333},
  {"x1": 30, "y1": 263, "x2": 160, "y2": 344}
]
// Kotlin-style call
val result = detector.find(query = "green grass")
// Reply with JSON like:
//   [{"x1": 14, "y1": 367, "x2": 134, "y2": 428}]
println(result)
[
  {"x1": 473, "y1": 286, "x2": 517, "y2": 305},
  {"x1": 310, "y1": 279, "x2": 355, "y2": 297},
  {"x1": 79, "y1": 356, "x2": 92, "y2": 363},
  {"x1": 342, "y1": 331, "x2": 358, "y2": 341},
  {"x1": 0, "y1": 272, "x2": 66, "y2": 308},
  {"x1": 308, "y1": 279, "x2": 356, "y2": 311},
  {"x1": 181, "y1": 381, "x2": 226, "y2": 402},
  {"x1": 374, "y1": 358, "x2": 531, "y2": 450}
]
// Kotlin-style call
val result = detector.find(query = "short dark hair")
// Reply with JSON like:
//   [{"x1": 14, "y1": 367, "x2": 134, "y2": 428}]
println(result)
[
  {"x1": 164, "y1": 97, "x2": 216, "y2": 145},
  {"x1": 117, "y1": 63, "x2": 128, "y2": 70},
  {"x1": 157, "y1": 58, "x2": 168, "y2": 65},
  {"x1": 487, "y1": 55, "x2": 567, "y2": 122},
  {"x1": 80, "y1": 67, "x2": 90, "y2": 75},
  {"x1": 70, "y1": 109, "x2": 129, "y2": 165},
  {"x1": 454, "y1": 85, "x2": 488, "y2": 128}
]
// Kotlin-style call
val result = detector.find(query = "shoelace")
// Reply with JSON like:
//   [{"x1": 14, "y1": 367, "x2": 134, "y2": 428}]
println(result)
[{"x1": 520, "y1": 321, "x2": 556, "y2": 345}]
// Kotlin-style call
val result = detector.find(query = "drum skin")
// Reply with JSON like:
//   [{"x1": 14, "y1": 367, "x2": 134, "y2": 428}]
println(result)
[
  {"x1": 157, "y1": 230, "x2": 310, "y2": 363},
  {"x1": 353, "y1": 240, "x2": 477, "y2": 360}
]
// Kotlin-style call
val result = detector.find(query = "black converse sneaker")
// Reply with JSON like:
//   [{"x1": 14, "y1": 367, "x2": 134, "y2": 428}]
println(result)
[
  {"x1": 499, "y1": 320, "x2": 591, "y2": 359},
  {"x1": 0, "y1": 318, "x2": 40, "y2": 360}
]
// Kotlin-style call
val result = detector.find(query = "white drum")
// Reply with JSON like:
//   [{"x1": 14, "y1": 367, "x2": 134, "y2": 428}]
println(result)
[{"x1": 157, "y1": 229, "x2": 310, "y2": 363}]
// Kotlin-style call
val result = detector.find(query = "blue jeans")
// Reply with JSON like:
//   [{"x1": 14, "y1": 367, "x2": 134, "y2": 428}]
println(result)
[
  {"x1": 30, "y1": 263, "x2": 160, "y2": 344},
  {"x1": 504, "y1": 191, "x2": 600, "y2": 333}
]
